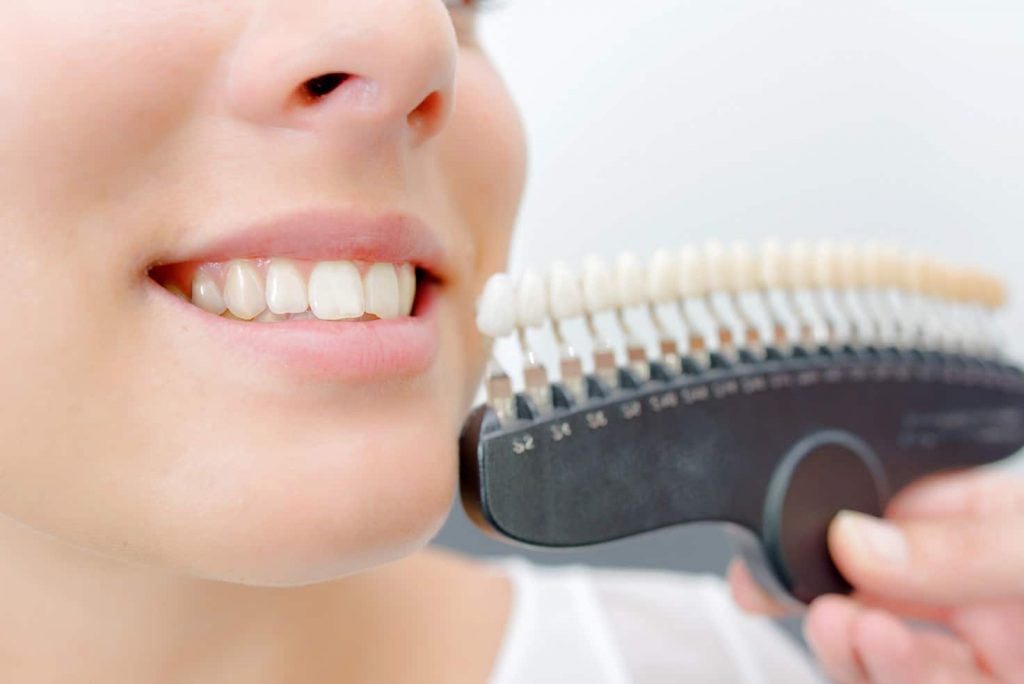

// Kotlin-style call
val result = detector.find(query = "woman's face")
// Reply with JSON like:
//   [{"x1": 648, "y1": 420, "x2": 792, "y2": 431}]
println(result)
[{"x1": 0, "y1": 0, "x2": 525, "y2": 584}]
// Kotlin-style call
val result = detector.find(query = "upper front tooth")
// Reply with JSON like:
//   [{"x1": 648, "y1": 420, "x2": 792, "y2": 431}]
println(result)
[
  {"x1": 266, "y1": 258, "x2": 308, "y2": 314},
  {"x1": 308, "y1": 261, "x2": 364, "y2": 320},
  {"x1": 191, "y1": 269, "x2": 227, "y2": 314},
  {"x1": 398, "y1": 263, "x2": 416, "y2": 316},
  {"x1": 223, "y1": 260, "x2": 266, "y2": 320},
  {"x1": 364, "y1": 263, "x2": 400, "y2": 319}
]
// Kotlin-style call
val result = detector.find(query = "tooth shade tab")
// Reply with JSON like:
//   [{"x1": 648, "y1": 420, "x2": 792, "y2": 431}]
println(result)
[
  {"x1": 758, "y1": 239, "x2": 786, "y2": 290},
  {"x1": 785, "y1": 240, "x2": 814, "y2": 290},
  {"x1": 548, "y1": 261, "x2": 584, "y2": 320},
  {"x1": 516, "y1": 269, "x2": 549, "y2": 328},
  {"x1": 614, "y1": 252, "x2": 647, "y2": 309},
  {"x1": 702, "y1": 241, "x2": 729, "y2": 292},
  {"x1": 729, "y1": 242, "x2": 757, "y2": 292},
  {"x1": 647, "y1": 249, "x2": 678, "y2": 303},
  {"x1": 582, "y1": 255, "x2": 617, "y2": 312},
  {"x1": 677, "y1": 245, "x2": 706, "y2": 298},
  {"x1": 811, "y1": 240, "x2": 840, "y2": 289},
  {"x1": 477, "y1": 273, "x2": 517, "y2": 338}
]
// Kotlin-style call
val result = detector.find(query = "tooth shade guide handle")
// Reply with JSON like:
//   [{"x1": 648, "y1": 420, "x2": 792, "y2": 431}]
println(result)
[{"x1": 460, "y1": 352, "x2": 1024, "y2": 604}]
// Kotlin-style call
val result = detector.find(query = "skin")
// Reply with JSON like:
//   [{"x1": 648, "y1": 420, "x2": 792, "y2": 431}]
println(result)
[
  {"x1": 729, "y1": 470, "x2": 1024, "y2": 683},
  {"x1": 0, "y1": 0, "x2": 525, "y2": 681}
]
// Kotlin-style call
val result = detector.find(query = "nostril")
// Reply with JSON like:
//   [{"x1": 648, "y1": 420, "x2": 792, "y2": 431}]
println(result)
[
  {"x1": 407, "y1": 90, "x2": 446, "y2": 131},
  {"x1": 299, "y1": 73, "x2": 349, "y2": 103}
]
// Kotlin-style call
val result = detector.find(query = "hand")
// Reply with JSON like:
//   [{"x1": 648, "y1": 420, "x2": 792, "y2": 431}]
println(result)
[{"x1": 729, "y1": 469, "x2": 1024, "y2": 683}]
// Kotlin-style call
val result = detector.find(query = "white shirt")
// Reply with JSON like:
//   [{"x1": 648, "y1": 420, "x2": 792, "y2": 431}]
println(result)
[{"x1": 483, "y1": 556, "x2": 825, "y2": 684}]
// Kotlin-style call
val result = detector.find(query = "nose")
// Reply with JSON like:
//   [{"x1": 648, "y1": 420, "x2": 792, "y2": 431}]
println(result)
[{"x1": 225, "y1": 0, "x2": 457, "y2": 147}]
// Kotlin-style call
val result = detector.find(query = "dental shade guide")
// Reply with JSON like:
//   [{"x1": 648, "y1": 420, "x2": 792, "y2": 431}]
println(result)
[{"x1": 463, "y1": 242, "x2": 1024, "y2": 604}]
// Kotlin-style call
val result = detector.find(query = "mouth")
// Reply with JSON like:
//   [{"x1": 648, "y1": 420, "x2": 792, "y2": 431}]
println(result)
[{"x1": 146, "y1": 210, "x2": 447, "y2": 382}]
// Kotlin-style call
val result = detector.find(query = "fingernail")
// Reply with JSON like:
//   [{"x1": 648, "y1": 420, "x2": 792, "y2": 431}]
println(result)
[{"x1": 835, "y1": 510, "x2": 909, "y2": 566}]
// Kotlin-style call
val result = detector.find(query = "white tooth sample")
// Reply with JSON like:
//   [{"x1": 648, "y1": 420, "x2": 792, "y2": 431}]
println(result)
[
  {"x1": 877, "y1": 244, "x2": 903, "y2": 291},
  {"x1": 836, "y1": 243, "x2": 861, "y2": 289},
  {"x1": 758, "y1": 239, "x2": 786, "y2": 289},
  {"x1": 729, "y1": 241, "x2": 757, "y2": 292},
  {"x1": 702, "y1": 241, "x2": 729, "y2": 292},
  {"x1": 548, "y1": 261, "x2": 584, "y2": 320},
  {"x1": 811, "y1": 240, "x2": 840, "y2": 289},
  {"x1": 785, "y1": 240, "x2": 813, "y2": 290},
  {"x1": 191, "y1": 269, "x2": 227, "y2": 314},
  {"x1": 398, "y1": 263, "x2": 416, "y2": 316},
  {"x1": 516, "y1": 269, "x2": 548, "y2": 328},
  {"x1": 363, "y1": 263, "x2": 401, "y2": 319},
  {"x1": 859, "y1": 242, "x2": 884, "y2": 289},
  {"x1": 582, "y1": 255, "x2": 617, "y2": 312},
  {"x1": 614, "y1": 252, "x2": 646, "y2": 308},
  {"x1": 647, "y1": 249, "x2": 678, "y2": 303},
  {"x1": 223, "y1": 259, "x2": 266, "y2": 320},
  {"x1": 308, "y1": 261, "x2": 364, "y2": 320},
  {"x1": 903, "y1": 252, "x2": 929, "y2": 294},
  {"x1": 677, "y1": 245, "x2": 706, "y2": 298},
  {"x1": 265, "y1": 258, "x2": 308, "y2": 314},
  {"x1": 476, "y1": 273, "x2": 517, "y2": 337}
]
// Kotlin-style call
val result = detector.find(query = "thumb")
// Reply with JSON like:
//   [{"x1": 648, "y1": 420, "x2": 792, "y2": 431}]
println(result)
[{"x1": 829, "y1": 509, "x2": 1024, "y2": 604}]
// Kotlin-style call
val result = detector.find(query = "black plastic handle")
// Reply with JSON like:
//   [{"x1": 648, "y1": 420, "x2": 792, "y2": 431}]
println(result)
[{"x1": 459, "y1": 348, "x2": 1024, "y2": 603}]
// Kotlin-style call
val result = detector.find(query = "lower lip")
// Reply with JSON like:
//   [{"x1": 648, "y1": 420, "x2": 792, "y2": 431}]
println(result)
[{"x1": 148, "y1": 278, "x2": 441, "y2": 383}]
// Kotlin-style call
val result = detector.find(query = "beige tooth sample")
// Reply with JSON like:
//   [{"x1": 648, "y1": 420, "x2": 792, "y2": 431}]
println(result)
[
  {"x1": 308, "y1": 261, "x2": 364, "y2": 320},
  {"x1": 191, "y1": 269, "x2": 226, "y2": 314},
  {"x1": 266, "y1": 258, "x2": 308, "y2": 314},
  {"x1": 398, "y1": 263, "x2": 416, "y2": 316},
  {"x1": 223, "y1": 260, "x2": 266, "y2": 320},
  {"x1": 364, "y1": 263, "x2": 400, "y2": 319}
]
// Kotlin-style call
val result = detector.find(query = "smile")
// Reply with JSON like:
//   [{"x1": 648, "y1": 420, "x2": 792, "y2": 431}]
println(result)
[{"x1": 146, "y1": 210, "x2": 447, "y2": 382}]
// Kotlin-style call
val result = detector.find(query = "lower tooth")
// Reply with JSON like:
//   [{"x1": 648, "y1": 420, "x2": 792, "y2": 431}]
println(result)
[{"x1": 288, "y1": 311, "x2": 316, "y2": 321}]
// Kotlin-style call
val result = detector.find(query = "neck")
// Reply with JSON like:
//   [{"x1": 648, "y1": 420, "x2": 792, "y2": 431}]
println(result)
[{"x1": 0, "y1": 515, "x2": 508, "y2": 683}]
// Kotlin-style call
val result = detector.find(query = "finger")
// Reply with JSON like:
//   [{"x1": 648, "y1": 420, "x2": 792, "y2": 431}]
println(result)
[
  {"x1": 949, "y1": 602, "x2": 1024, "y2": 682},
  {"x1": 849, "y1": 609, "x2": 917, "y2": 684},
  {"x1": 726, "y1": 559, "x2": 791, "y2": 617},
  {"x1": 852, "y1": 610, "x2": 996, "y2": 684},
  {"x1": 829, "y1": 509, "x2": 1024, "y2": 604},
  {"x1": 887, "y1": 470, "x2": 1024, "y2": 520},
  {"x1": 803, "y1": 595, "x2": 869, "y2": 684}
]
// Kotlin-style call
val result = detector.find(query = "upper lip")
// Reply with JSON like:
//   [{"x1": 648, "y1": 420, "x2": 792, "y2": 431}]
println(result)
[{"x1": 151, "y1": 209, "x2": 449, "y2": 280}]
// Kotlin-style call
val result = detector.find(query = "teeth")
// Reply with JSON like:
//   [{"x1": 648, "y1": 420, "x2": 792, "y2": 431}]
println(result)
[
  {"x1": 266, "y1": 259, "x2": 308, "y2": 314},
  {"x1": 308, "y1": 261, "x2": 364, "y2": 320},
  {"x1": 398, "y1": 263, "x2": 416, "y2": 316},
  {"x1": 171, "y1": 259, "x2": 419, "y2": 322},
  {"x1": 364, "y1": 263, "x2": 400, "y2": 319},
  {"x1": 223, "y1": 260, "x2": 266, "y2": 320},
  {"x1": 192, "y1": 269, "x2": 227, "y2": 314}
]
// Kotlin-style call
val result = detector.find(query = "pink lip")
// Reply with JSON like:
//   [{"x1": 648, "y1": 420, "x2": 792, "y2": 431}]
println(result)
[
  {"x1": 156, "y1": 209, "x2": 449, "y2": 276},
  {"x1": 149, "y1": 209, "x2": 446, "y2": 383}
]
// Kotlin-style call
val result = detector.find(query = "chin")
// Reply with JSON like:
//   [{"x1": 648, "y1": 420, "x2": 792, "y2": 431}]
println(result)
[{"x1": 140, "y1": 407, "x2": 461, "y2": 586}]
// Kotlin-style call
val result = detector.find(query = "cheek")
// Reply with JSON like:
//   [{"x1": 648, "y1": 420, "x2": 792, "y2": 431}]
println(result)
[
  {"x1": 438, "y1": 51, "x2": 528, "y2": 402},
  {"x1": 0, "y1": 3, "x2": 231, "y2": 209},
  {"x1": 442, "y1": 50, "x2": 527, "y2": 275}
]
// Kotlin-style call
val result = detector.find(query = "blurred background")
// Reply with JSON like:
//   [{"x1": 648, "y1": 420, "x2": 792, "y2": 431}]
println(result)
[{"x1": 433, "y1": 0, "x2": 1024, "y2": 639}]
